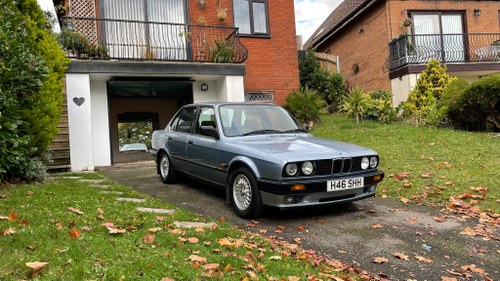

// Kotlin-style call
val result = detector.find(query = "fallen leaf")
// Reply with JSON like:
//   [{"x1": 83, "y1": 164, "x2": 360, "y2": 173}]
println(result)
[
  {"x1": 372, "y1": 257, "x2": 388, "y2": 264},
  {"x1": 444, "y1": 162, "x2": 452, "y2": 168},
  {"x1": 97, "y1": 208, "x2": 104, "y2": 214},
  {"x1": 8, "y1": 210, "x2": 18, "y2": 221},
  {"x1": 27, "y1": 191, "x2": 34, "y2": 196},
  {"x1": 107, "y1": 226, "x2": 126, "y2": 234},
  {"x1": 143, "y1": 233, "x2": 155, "y2": 244},
  {"x1": 101, "y1": 221, "x2": 114, "y2": 228},
  {"x1": 371, "y1": 224, "x2": 383, "y2": 229},
  {"x1": 156, "y1": 216, "x2": 165, "y2": 222},
  {"x1": 68, "y1": 207, "x2": 84, "y2": 215},
  {"x1": 97, "y1": 214, "x2": 104, "y2": 220},
  {"x1": 81, "y1": 226, "x2": 91, "y2": 231},
  {"x1": 288, "y1": 277, "x2": 301, "y2": 281},
  {"x1": 415, "y1": 256, "x2": 433, "y2": 264},
  {"x1": 441, "y1": 277, "x2": 457, "y2": 281},
  {"x1": 188, "y1": 237, "x2": 199, "y2": 244},
  {"x1": 148, "y1": 227, "x2": 162, "y2": 233},
  {"x1": 218, "y1": 238, "x2": 233, "y2": 247},
  {"x1": 219, "y1": 216, "x2": 225, "y2": 222},
  {"x1": 2, "y1": 228, "x2": 16, "y2": 235},
  {"x1": 0, "y1": 215, "x2": 7, "y2": 220},
  {"x1": 258, "y1": 229, "x2": 268, "y2": 234},
  {"x1": 277, "y1": 225, "x2": 286, "y2": 230},
  {"x1": 68, "y1": 228, "x2": 80, "y2": 239},
  {"x1": 224, "y1": 264, "x2": 231, "y2": 272},
  {"x1": 186, "y1": 255, "x2": 207, "y2": 264},
  {"x1": 203, "y1": 263, "x2": 219, "y2": 270},
  {"x1": 269, "y1": 256, "x2": 282, "y2": 260},
  {"x1": 161, "y1": 278, "x2": 175, "y2": 281},
  {"x1": 20, "y1": 219, "x2": 29, "y2": 226},
  {"x1": 400, "y1": 198, "x2": 410, "y2": 204},
  {"x1": 433, "y1": 216, "x2": 446, "y2": 223},
  {"x1": 26, "y1": 261, "x2": 48, "y2": 274},
  {"x1": 460, "y1": 227, "x2": 477, "y2": 236},
  {"x1": 461, "y1": 264, "x2": 485, "y2": 275},
  {"x1": 393, "y1": 252, "x2": 409, "y2": 260},
  {"x1": 195, "y1": 227, "x2": 205, "y2": 233},
  {"x1": 297, "y1": 226, "x2": 305, "y2": 231}
]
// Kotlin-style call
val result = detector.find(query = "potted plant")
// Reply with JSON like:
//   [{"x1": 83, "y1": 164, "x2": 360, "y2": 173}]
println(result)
[
  {"x1": 210, "y1": 39, "x2": 236, "y2": 63},
  {"x1": 216, "y1": 0, "x2": 227, "y2": 21}
]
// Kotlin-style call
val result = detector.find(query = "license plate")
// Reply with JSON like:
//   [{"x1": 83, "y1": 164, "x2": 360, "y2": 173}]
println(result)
[{"x1": 327, "y1": 177, "x2": 364, "y2": 192}]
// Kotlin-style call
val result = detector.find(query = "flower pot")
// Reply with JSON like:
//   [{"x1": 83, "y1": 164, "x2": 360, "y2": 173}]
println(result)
[{"x1": 217, "y1": 8, "x2": 227, "y2": 21}]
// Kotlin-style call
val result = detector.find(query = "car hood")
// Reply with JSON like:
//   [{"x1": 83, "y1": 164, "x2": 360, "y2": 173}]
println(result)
[{"x1": 226, "y1": 134, "x2": 377, "y2": 162}]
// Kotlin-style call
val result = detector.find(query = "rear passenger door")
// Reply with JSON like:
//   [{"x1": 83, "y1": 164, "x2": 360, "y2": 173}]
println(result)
[{"x1": 168, "y1": 106, "x2": 197, "y2": 172}]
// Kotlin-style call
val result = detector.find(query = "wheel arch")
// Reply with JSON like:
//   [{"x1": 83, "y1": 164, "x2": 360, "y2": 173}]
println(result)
[{"x1": 225, "y1": 157, "x2": 261, "y2": 203}]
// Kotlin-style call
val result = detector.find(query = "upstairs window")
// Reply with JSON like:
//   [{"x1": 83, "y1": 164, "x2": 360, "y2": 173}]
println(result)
[{"x1": 233, "y1": 0, "x2": 269, "y2": 36}]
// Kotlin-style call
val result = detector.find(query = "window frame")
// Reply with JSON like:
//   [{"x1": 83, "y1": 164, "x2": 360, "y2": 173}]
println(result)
[{"x1": 233, "y1": 0, "x2": 271, "y2": 38}]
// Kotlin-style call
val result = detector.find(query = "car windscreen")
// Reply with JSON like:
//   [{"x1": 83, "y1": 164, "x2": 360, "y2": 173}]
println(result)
[{"x1": 219, "y1": 104, "x2": 303, "y2": 137}]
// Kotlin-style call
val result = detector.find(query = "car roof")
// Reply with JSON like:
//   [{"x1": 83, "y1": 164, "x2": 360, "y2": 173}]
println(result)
[{"x1": 183, "y1": 102, "x2": 277, "y2": 108}]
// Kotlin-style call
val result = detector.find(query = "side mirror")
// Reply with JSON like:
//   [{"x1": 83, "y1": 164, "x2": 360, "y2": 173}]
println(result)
[
  {"x1": 200, "y1": 126, "x2": 219, "y2": 139},
  {"x1": 302, "y1": 123, "x2": 309, "y2": 132}
]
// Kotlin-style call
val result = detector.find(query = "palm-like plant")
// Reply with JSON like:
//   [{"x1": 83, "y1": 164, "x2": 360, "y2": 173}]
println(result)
[{"x1": 343, "y1": 86, "x2": 370, "y2": 123}]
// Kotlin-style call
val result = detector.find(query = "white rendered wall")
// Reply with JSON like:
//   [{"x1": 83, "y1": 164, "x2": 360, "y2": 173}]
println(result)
[
  {"x1": 216, "y1": 76, "x2": 245, "y2": 102},
  {"x1": 391, "y1": 74, "x2": 418, "y2": 107},
  {"x1": 66, "y1": 74, "x2": 95, "y2": 171},
  {"x1": 90, "y1": 80, "x2": 111, "y2": 167},
  {"x1": 192, "y1": 81, "x2": 217, "y2": 103}
]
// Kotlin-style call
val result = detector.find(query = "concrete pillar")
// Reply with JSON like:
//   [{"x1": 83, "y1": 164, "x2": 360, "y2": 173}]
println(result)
[
  {"x1": 66, "y1": 74, "x2": 95, "y2": 171},
  {"x1": 90, "y1": 80, "x2": 111, "y2": 167},
  {"x1": 216, "y1": 76, "x2": 245, "y2": 102}
]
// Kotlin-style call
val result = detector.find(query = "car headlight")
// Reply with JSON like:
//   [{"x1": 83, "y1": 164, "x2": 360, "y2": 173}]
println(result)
[
  {"x1": 361, "y1": 157, "x2": 369, "y2": 170},
  {"x1": 301, "y1": 161, "x2": 314, "y2": 175},
  {"x1": 285, "y1": 163, "x2": 298, "y2": 176},
  {"x1": 370, "y1": 156, "x2": 378, "y2": 168}
]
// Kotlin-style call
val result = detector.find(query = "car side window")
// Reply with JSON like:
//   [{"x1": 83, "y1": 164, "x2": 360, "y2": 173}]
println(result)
[
  {"x1": 194, "y1": 106, "x2": 216, "y2": 135},
  {"x1": 172, "y1": 107, "x2": 196, "y2": 133}
]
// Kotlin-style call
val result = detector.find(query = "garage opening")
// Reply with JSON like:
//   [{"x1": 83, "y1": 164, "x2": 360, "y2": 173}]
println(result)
[{"x1": 108, "y1": 79, "x2": 192, "y2": 164}]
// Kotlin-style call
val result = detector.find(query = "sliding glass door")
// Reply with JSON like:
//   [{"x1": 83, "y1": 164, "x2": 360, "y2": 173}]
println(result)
[
  {"x1": 412, "y1": 12, "x2": 464, "y2": 62},
  {"x1": 101, "y1": 0, "x2": 188, "y2": 60}
]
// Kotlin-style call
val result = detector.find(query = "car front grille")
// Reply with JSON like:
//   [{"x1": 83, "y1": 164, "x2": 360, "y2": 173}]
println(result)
[{"x1": 314, "y1": 156, "x2": 376, "y2": 176}]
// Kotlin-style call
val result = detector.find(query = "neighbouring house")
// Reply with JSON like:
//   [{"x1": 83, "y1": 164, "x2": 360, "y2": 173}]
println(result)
[
  {"x1": 304, "y1": 0, "x2": 500, "y2": 106},
  {"x1": 47, "y1": 0, "x2": 299, "y2": 171}
]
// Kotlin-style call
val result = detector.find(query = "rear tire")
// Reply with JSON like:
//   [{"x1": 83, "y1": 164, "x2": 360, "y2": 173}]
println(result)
[
  {"x1": 158, "y1": 153, "x2": 176, "y2": 184},
  {"x1": 229, "y1": 167, "x2": 263, "y2": 219}
]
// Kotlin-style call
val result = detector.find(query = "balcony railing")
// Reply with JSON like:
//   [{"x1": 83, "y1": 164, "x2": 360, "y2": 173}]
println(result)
[
  {"x1": 388, "y1": 33, "x2": 500, "y2": 70},
  {"x1": 59, "y1": 17, "x2": 248, "y2": 63}
]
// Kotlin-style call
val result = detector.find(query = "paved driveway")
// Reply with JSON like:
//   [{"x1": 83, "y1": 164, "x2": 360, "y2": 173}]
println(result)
[{"x1": 101, "y1": 162, "x2": 499, "y2": 280}]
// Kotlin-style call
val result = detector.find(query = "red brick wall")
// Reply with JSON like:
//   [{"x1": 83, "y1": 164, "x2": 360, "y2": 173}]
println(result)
[
  {"x1": 388, "y1": 0, "x2": 500, "y2": 38},
  {"x1": 189, "y1": 0, "x2": 300, "y2": 105},
  {"x1": 316, "y1": 1, "x2": 391, "y2": 92}
]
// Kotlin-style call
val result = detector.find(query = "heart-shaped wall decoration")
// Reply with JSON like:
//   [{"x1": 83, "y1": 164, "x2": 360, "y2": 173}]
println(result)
[{"x1": 73, "y1": 97, "x2": 85, "y2": 106}]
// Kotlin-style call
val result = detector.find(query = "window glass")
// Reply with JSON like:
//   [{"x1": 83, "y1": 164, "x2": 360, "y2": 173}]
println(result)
[
  {"x1": 234, "y1": 0, "x2": 251, "y2": 34},
  {"x1": 173, "y1": 107, "x2": 196, "y2": 133},
  {"x1": 252, "y1": 2, "x2": 267, "y2": 33},
  {"x1": 194, "y1": 107, "x2": 216, "y2": 135},
  {"x1": 233, "y1": 0, "x2": 268, "y2": 36}
]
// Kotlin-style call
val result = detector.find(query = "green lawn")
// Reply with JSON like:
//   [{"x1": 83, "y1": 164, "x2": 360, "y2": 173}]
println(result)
[
  {"x1": 312, "y1": 115, "x2": 499, "y2": 214},
  {"x1": 0, "y1": 174, "x2": 356, "y2": 280}
]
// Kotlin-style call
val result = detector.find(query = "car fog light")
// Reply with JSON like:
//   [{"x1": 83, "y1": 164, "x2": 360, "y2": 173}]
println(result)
[
  {"x1": 285, "y1": 163, "x2": 298, "y2": 176},
  {"x1": 361, "y1": 157, "x2": 369, "y2": 170},
  {"x1": 370, "y1": 185, "x2": 376, "y2": 192},
  {"x1": 284, "y1": 195, "x2": 299, "y2": 204},
  {"x1": 370, "y1": 157, "x2": 378, "y2": 168}
]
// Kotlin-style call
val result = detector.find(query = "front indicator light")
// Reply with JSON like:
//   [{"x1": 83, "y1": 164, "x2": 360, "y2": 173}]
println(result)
[
  {"x1": 291, "y1": 184, "x2": 305, "y2": 191},
  {"x1": 374, "y1": 175, "x2": 382, "y2": 182}
]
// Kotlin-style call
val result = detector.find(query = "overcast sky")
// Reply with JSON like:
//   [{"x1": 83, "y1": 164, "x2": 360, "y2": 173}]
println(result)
[
  {"x1": 295, "y1": 0, "x2": 341, "y2": 42},
  {"x1": 37, "y1": 0, "x2": 339, "y2": 42}
]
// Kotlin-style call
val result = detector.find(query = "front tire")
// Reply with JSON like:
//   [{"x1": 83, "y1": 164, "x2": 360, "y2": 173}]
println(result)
[
  {"x1": 158, "y1": 153, "x2": 176, "y2": 184},
  {"x1": 229, "y1": 167, "x2": 263, "y2": 219}
]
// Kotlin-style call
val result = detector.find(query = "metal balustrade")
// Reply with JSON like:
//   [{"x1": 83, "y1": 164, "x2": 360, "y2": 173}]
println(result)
[
  {"x1": 59, "y1": 17, "x2": 248, "y2": 63},
  {"x1": 388, "y1": 33, "x2": 500, "y2": 70}
]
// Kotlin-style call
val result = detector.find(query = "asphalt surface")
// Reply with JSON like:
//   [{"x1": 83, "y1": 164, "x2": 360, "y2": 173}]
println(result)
[{"x1": 100, "y1": 161, "x2": 499, "y2": 281}]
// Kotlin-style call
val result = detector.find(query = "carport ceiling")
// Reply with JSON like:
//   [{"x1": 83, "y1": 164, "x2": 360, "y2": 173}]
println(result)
[{"x1": 108, "y1": 80, "x2": 192, "y2": 99}]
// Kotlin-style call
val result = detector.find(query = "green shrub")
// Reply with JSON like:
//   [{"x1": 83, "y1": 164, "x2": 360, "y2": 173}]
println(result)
[
  {"x1": 438, "y1": 78, "x2": 470, "y2": 127},
  {"x1": 0, "y1": 0, "x2": 68, "y2": 182},
  {"x1": 402, "y1": 59, "x2": 454, "y2": 125},
  {"x1": 452, "y1": 75, "x2": 500, "y2": 131},
  {"x1": 364, "y1": 91, "x2": 396, "y2": 123},
  {"x1": 342, "y1": 87, "x2": 370, "y2": 123},
  {"x1": 285, "y1": 86, "x2": 326, "y2": 124},
  {"x1": 300, "y1": 49, "x2": 346, "y2": 112}
]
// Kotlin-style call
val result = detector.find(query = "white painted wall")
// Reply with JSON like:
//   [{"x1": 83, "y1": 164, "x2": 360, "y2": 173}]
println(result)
[
  {"x1": 66, "y1": 74, "x2": 95, "y2": 171},
  {"x1": 192, "y1": 81, "x2": 217, "y2": 103},
  {"x1": 390, "y1": 74, "x2": 418, "y2": 107},
  {"x1": 90, "y1": 80, "x2": 111, "y2": 167},
  {"x1": 216, "y1": 76, "x2": 245, "y2": 102},
  {"x1": 192, "y1": 76, "x2": 245, "y2": 103}
]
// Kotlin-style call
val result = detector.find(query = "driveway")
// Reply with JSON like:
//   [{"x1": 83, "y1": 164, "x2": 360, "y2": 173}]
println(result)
[{"x1": 101, "y1": 162, "x2": 499, "y2": 281}]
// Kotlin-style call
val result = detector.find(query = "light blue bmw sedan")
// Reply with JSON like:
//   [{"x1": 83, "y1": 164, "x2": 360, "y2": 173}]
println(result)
[{"x1": 150, "y1": 102, "x2": 384, "y2": 218}]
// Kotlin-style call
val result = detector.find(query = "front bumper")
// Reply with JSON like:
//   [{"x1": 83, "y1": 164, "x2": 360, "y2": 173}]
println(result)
[{"x1": 258, "y1": 171, "x2": 384, "y2": 209}]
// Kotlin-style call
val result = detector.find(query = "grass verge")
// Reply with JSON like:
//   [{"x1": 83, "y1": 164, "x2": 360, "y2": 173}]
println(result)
[
  {"x1": 0, "y1": 173, "x2": 362, "y2": 280},
  {"x1": 312, "y1": 115, "x2": 499, "y2": 214}
]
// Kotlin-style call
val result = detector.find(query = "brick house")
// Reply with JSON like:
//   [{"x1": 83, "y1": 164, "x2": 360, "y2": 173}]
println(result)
[
  {"x1": 304, "y1": 0, "x2": 500, "y2": 106},
  {"x1": 49, "y1": 0, "x2": 299, "y2": 171}
]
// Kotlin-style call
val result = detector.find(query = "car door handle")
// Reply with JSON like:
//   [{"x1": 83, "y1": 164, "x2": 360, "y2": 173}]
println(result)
[{"x1": 188, "y1": 140, "x2": 193, "y2": 145}]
